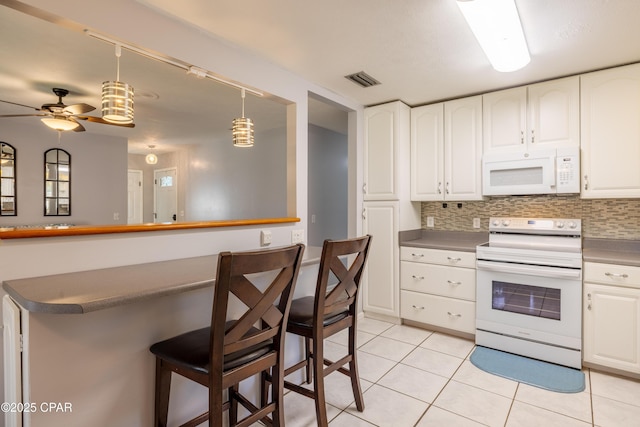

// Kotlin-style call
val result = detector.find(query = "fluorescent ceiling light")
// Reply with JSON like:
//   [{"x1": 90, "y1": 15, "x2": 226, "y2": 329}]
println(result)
[{"x1": 456, "y1": 0, "x2": 530, "y2": 72}]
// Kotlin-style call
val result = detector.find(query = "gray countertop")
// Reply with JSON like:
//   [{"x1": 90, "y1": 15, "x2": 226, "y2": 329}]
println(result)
[
  {"x1": 399, "y1": 229, "x2": 489, "y2": 252},
  {"x1": 3, "y1": 246, "x2": 322, "y2": 314},
  {"x1": 583, "y1": 238, "x2": 640, "y2": 267}
]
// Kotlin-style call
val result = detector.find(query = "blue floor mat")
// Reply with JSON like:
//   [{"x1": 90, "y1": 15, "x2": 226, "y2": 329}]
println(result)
[{"x1": 470, "y1": 346, "x2": 585, "y2": 393}]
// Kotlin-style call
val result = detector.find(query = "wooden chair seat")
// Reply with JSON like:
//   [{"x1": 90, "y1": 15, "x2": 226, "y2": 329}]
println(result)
[
  {"x1": 150, "y1": 323, "x2": 273, "y2": 375},
  {"x1": 287, "y1": 296, "x2": 349, "y2": 328}
]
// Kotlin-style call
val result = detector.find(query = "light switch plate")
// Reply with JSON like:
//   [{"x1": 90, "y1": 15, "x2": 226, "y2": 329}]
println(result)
[
  {"x1": 427, "y1": 216, "x2": 434, "y2": 227},
  {"x1": 473, "y1": 218, "x2": 481, "y2": 229},
  {"x1": 291, "y1": 229, "x2": 304, "y2": 244},
  {"x1": 260, "y1": 230, "x2": 272, "y2": 246}
]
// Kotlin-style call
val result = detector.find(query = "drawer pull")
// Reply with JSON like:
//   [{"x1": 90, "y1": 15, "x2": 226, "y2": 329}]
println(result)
[
  {"x1": 587, "y1": 293, "x2": 592, "y2": 311},
  {"x1": 412, "y1": 305, "x2": 425, "y2": 310},
  {"x1": 447, "y1": 257, "x2": 461, "y2": 263},
  {"x1": 447, "y1": 280, "x2": 462, "y2": 286},
  {"x1": 411, "y1": 253, "x2": 425, "y2": 258},
  {"x1": 412, "y1": 275, "x2": 425, "y2": 280},
  {"x1": 447, "y1": 311, "x2": 462, "y2": 317},
  {"x1": 605, "y1": 272, "x2": 629, "y2": 279}
]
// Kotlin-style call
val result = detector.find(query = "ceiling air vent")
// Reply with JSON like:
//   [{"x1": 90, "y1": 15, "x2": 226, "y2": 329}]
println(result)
[{"x1": 345, "y1": 71, "x2": 380, "y2": 88}]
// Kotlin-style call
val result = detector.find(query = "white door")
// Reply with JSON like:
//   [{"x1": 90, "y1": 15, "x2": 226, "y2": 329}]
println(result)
[
  {"x1": 154, "y1": 168, "x2": 177, "y2": 223},
  {"x1": 127, "y1": 170, "x2": 143, "y2": 224}
]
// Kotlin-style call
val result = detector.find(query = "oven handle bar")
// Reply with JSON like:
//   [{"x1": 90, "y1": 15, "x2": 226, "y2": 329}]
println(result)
[{"x1": 476, "y1": 260, "x2": 582, "y2": 279}]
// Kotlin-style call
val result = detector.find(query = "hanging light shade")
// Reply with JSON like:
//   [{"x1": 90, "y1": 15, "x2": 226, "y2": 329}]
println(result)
[
  {"x1": 102, "y1": 44, "x2": 134, "y2": 124},
  {"x1": 41, "y1": 116, "x2": 79, "y2": 131},
  {"x1": 232, "y1": 88, "x2": 254, "y2": 147}
]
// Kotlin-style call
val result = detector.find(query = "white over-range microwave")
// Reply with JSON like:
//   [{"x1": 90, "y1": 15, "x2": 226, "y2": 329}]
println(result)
[{"x1": 482, "y1": 147, "x2": 580, "y2": 196}]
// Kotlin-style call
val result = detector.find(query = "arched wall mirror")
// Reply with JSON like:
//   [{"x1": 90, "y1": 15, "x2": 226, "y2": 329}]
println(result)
[
  {"x1": 0, "y1": 4, "x2": 292, "y2": 228},
  {"x1": 44, "y1": 148, "x2": 71, "y2": 216},
  {"x1": 0, "y1": 142, "x2": 16, "y2": 216}
]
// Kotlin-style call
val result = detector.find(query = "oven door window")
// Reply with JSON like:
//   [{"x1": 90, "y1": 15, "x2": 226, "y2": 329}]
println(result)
[{"x1": 492, "y1": 280, "x2": 560, "y2": 320}]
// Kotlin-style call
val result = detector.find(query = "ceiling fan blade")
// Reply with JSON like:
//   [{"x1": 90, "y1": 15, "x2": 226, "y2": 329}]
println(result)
[
  {"x1": 0, "y1": 99, "x2": 42, "y2": 111},
  {"x1": 0, "y1": 114, "x2": 47, "y2": 118},
  {"x1": 70, "y1": 118, "x2": 85, "y2": 132},
  {"x1": 76, "y1": 115, "x2": 136, "y2": 128},
  {"x1": 64, "y1": 103, "x2": 95, "y2": 115}
]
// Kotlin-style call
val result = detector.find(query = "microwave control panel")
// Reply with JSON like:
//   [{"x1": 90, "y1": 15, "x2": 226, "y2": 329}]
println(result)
[{"x1": 556, "y1": 150, "x2": 580, "y2": 193}]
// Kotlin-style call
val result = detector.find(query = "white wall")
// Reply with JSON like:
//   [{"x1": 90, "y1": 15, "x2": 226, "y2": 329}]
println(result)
[
  {"x1": 0, "y1": 1, "x2": 364, "y2": 425},
  {"x1": 0, "y1": 120, "x2": 127, "y2": 227}
]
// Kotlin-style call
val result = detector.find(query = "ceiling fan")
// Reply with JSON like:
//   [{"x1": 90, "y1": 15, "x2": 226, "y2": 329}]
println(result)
[{"x1": 0, "y1": 88, "x2": 135, "y2": 132}]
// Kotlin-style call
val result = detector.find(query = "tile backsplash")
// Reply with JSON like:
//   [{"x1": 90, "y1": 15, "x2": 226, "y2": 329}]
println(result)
[{"x1": 421, "y1": 195, "x2": 640, "y2": 239}]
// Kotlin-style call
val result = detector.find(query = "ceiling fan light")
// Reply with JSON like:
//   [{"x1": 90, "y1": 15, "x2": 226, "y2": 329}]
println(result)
[
  {"x1": 41, "y1": 116, "x2": 79, "y2": 131},
  {"x1": 456, "y1": 0, "x2": 530, "y2": 72},
  {"x1": 102, "y1": 81, "x2": 134, "y2": 124},
  {"x1": 232, "y1": 117, "x2": 254, "y2": 147}
]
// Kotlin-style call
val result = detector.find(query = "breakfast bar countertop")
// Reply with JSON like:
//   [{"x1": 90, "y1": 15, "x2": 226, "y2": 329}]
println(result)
[
  {"x1": 582, "y1": 238, "x2": 640, "y2": 267},
  {"x1": 399, "y1": 229, "x2": 489, "y2": 252},
  {"x1": 3, "y1": 246, "x2": 322, "y2": 314}
]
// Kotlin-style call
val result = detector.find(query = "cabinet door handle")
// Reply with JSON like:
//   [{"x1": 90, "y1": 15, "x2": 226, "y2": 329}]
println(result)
[
  {"x1": 445, "y1": 182, "x2": 450, "y2": 194},
  {"x1": 531, "y1": 129, "x2": 535, "y2": 144},
  {"x1": 362, "y1": 208, "x2": 366, "y2": 220},
  {"x1": 605, "y1": 272, "x2": 629, "y2": 279},
  {"x1": 447, "y1": 280, "x2": 462, "y2": 286},
  {"x1": 411, "y1": 253, "x2": 425, "y2": 258},
  {"x1": 584, "y1": 175, "x2": 588, "y2": 191},
  {"x1": 412, "y1": 305, "x2": 425, "y2": 310},
  {"x1": 520, "y1": 130, "x2": 524, "y2": 144},
  {"x1": 447, "y1": 311, "x2": 462, "y2": 317},
  {"x1": 412, "y1": 275, "x2": 425, "y2": 280},
  {"x1": 438, "y1": 182, "x2": 442, "y2": 194},
  {"x1": 447, "y1": 256, "x2": 461, "y2": 263},
  {"x1": 362, "y1": 183, "x2": 367, "y2": 194},
  {"x1": 587, "y1": 293, "x2": 592, "y2": 311}
]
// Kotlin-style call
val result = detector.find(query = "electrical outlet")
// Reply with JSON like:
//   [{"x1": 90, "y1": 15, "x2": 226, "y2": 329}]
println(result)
[
  {"x1": 291, "y1": 229, "x2": 304, "y2": 244},
  {"x1": 427, "y1": 216, "x2": 434, "y2": 227},
  {"x1": 260, "y1": 230, "x2": 272, "y2": 246},
  {"x1": 113, "y1": 212, "x2": 120, "y2": 221},
  {"x1": 473, "y1": 218, "x2": 481, "y2": 229}
]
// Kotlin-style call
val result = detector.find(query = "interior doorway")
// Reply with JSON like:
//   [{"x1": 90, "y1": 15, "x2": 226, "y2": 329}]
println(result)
[
  {"x1": 127, "y1": 169, "x2": 143, "y2": 224},
  {"x1": 307, "y1": 94, "x2": 350, "y2": 246},
  {"x1": 154, "y1": 167, "x2": 177, "y2": 223}
]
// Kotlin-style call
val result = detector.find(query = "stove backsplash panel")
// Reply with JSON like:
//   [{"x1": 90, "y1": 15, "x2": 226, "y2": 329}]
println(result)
[{"x1": 421, "y1": 195, "x2": 640, "y2": 239}]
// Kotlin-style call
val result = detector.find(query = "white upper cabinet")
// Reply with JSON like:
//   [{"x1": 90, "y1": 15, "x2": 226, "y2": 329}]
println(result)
[
  {"x1": 581, "y1": 63, "x2": 640, "y2": 198},
  {"x1": 364, "y1": 101, "x2": 410, "y2": 200},
  {"x1": 411, "y1": 96, "x2": 483, "y2": 201},
  {"x1": 483, "y1": 76, "x2": 579, "y2": 153}
]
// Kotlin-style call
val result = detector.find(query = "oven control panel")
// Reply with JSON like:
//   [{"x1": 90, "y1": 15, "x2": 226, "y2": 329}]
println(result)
[{"x1": 489, "y1": 217, "x2": 581, "y2": 235}]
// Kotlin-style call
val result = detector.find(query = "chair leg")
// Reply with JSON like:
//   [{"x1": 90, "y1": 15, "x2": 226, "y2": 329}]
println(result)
[
  {"x1": 271, "y1": 365, "x2": 285, "y2": 427},
  {"x1": 154, "y1": 359, "x2": 171, "y2": 427},
  {"x1": 305, "y1": 337, "x2": 313, "y2": 384},
  {"x1": 228, "y1": 384, "x2": 239, "y2": 425},
  {"x1": 312, "y1": 337, "x2": 329, "y2": 427},
  {"x1": 348, "y1": 326, "x2": 365, "y2": 412}
]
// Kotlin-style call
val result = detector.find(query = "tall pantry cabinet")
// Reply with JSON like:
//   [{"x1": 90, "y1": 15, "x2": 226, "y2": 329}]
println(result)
[{"x1": 362, "y1": 101, "x2": 421, "y2": 320}]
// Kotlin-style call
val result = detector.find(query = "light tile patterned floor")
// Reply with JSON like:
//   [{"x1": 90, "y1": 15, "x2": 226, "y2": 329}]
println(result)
[{"x1": 283, "y1": 317, "x2": 640, "y2": 427}]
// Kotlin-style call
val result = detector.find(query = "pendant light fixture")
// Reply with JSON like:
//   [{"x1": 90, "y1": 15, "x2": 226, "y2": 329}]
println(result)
[
  {"x1": 232, "y1": 88, "x2": 254, "y2": 147},
  {"x1": 145, "y1": 145, "x2": 158, "y2": 165},
  {"x1": 102, "y1": 44, "x2": 134, "y2": 124}
]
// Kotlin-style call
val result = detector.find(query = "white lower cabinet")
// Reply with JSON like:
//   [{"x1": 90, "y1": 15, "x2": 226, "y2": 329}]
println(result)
[
  {"x1": 583, "y1": 262, "x2": 640, "y2": 374},
  {"x1": 400, "y1": 247, "x2": 476, "y2": 334}
]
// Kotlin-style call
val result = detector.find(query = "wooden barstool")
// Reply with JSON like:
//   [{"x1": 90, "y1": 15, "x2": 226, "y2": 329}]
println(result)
[
  {"x1": 150, "y1": 243, "x2": 304, "y2": 427},
  {"x1": 283, "y1": 235, "x2": 372, "y2": 426}
]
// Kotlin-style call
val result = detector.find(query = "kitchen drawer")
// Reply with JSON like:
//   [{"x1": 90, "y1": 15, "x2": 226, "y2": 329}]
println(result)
[
  {"x1": 400, "y1": 261, "x2": 475, "y2": 300},
  {"x1": 584, "y1": 262, "x2": 640, "y2": 288},
  {"x1": 401, "y1": 290, "x2": 475, "y2": 334},
  {"x1": 400, "y1": 247, "x2": 475, "y2": 268}
]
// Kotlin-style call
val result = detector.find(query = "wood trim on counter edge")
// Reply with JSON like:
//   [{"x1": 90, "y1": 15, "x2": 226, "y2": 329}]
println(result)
[{"x1": 0, "y1": 217, "x2": 301, "y2": 240}]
